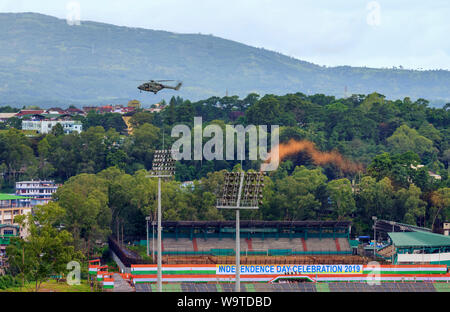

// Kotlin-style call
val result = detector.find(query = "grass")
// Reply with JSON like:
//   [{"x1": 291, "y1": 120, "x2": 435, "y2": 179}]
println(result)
[
  {"x1": 0, "y1": 279, "x2": 94, "y2": 292},
  {"x1": 127, "y1": 245, "x2": 153, "y2": 262}
]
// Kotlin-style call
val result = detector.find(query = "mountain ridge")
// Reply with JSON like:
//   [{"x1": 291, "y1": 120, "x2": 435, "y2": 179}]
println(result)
[{"x1": 0, "y1": 12, "x2": 449, "y2": 108}]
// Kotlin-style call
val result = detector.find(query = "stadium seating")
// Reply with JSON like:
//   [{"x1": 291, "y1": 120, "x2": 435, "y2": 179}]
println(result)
[
  {"x1": 136, "y1": 281, "x2": 440, "y2": 292},
  {"x1": 337, "y1": 238, "x2": 351, "y2": 251},
  {"x1": 377, "y1": 244, "x2": 395, "y2": 258},
  {"x1": 195, "y1": 238, "x2": 248, "y2": 251},
  {"x1": 305, "y1": 238, "x2": 338, "y2": 251},
  {"x1": 159, "y1": 238, "x2": 194, "y2": 252},
  {"x1": 251, "y1": 238, "x2": 304, "y2": 252},
  {"x1": 327, "y1": 282, "x2": 437, "y2": 292}
]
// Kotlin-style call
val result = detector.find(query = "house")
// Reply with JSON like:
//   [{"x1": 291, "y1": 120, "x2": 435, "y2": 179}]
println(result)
[
  {"x1": 0, "y1": 113, "x2": 17, "y2": 122},
  {"x1": 46, "y1": 107, "x2": 65, "y2": 115},
  {"x1": 83, "y1": 106, "x2": 97, "y2": 113},
  {"x1": 15, "y1": 110, "x2": 45, "y2": 118},
  {"x1": 22, "y1": 117, "x2": 83, "y2": 134},
  {"x1": 127, "y1": 100, "x2": 141, "y2": 109},
  {"x1": 97, "y1": 105, "x2": 114, "y2": 114},
  {"x1": 15, "y1": 180, "x2": 61, "y2": 207},
  {"x1": 65, "y1": 107, "x2": 85, "y2": 115},
  {"x1": 0, "y1": 194, "x2": 31, "y2": 226}
]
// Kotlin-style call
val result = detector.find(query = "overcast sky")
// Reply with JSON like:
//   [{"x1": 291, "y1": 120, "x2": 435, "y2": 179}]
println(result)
[{"x1": 1, "y1": 0, "x2": 449, "y2": 70}]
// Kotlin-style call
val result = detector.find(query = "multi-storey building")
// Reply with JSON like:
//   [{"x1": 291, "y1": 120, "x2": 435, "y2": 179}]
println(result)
[
  {"x1": 0, "y1": 224, "x2": 20, "y2": 271},
  {"x1": 0, "y1": 194, "x2": 31, "y2": 226},
  {"x1": 22, "y1": 118, "x2": 82, "y2": 134},
  {"x1": 15, "y1": 180, "x2": 60, "y2": 207}
]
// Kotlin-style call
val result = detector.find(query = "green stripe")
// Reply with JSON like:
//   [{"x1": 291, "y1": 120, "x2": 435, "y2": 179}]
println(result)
[
  {"x1": 315, "y1": 283, "x2": 330, "y2": 292},
  {"x1": 363, "y1": 270, "x2": 446, "y2": 275},
  {"x1": 132, "y1": 270, "x2": 216, "y2": 275},
  {"x1": 433, "y1": 283, "x2": 450, "y2": 292}
]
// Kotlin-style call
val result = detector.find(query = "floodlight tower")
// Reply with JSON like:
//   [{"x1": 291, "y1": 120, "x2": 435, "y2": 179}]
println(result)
[
  {"x1": 147, "y1": 149, "x2": 176, "y2": 292},
  {"x1": 216, "y1": 171, "x2": 265, "y2": 292}
]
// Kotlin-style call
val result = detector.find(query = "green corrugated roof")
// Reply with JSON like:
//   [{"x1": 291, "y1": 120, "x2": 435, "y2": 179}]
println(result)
[
  {"x1": 388, "y1": 231, "x2": 450, "y2": 248},
  {"x1": 0, "y1": 224, "x2": 20, "y2": 229},
  {"x1": 0, "y1": 194, "x2": 28, "y2": 200}
]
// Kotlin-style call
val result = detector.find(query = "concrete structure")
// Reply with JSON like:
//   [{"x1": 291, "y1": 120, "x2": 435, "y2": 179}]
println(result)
[
  {"x1": 0, "y1": 194, "x2": 31, "y2": 226},
  {"x1": 0, "y1": 113, "x2": 17, "y2": 122},
  {"x1": 22, "y1": 118, "x2": 82, "y2": 134},
  {"x1": 387, "y1": 231, "x2": 450, "y2": 265},
  {"x1": 0, "y1": 224, "x2": 20, "y2": 271},
  {"x1": 443, "y1": 223, "x2": 450, "y2": 236},
  {"x1": 15, "y1": 180, "x2": 60, "y2": 207}
]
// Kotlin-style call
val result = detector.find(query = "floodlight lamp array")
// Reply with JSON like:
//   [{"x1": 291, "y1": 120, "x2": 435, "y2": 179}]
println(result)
[
  {"x1": 149, "y1": 149, "x2": 176, "y2": 177},
  {"x1": 217, "y1": 172, "x2": 241, "y2": 207},
  {"x1": 216, "y1": 171, "x2": 265, "y2": 208},
  {"x1": 241, "y1": 172, "x2": 265, "y2": 207}
]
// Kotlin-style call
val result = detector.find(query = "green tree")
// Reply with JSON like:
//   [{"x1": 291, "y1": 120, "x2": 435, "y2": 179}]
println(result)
[
  {"x1": 7, "y1": 203, "x2": 81, "y2": 292},
  {"x1": 55, "y1": 174, "x2": 111, "y2": 255},
  {"x1": 327, "y1": 178, "x2": 356, "y2": 220},
  {"x1": 396, "y1": 184, "x2": 427, "y2": 226},
  {"x1": 386, "y1": 124, "x2": 435, "y2": 157}
]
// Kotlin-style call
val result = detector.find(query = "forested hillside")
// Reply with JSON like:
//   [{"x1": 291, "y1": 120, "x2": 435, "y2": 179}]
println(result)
[
  {"x1": 1, "y1": 91, "x2": 449, "y2": 237},
  {"x1": 0, "y1": 13, "x2": 449, "y2": 107}
]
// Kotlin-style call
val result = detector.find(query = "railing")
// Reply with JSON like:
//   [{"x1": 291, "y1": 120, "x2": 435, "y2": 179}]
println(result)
[
  {"x1": 108, "y1": 236, "x2": 152, "y2": 267},
  {"x1": 0, "y1": 204, "x2": 31, "y2": 209},
  {"x1": 161, "y1": 255, "x2": 369, "y2": 265},
  {"x1": 148, "y1": 248, "x2": 354, "y2": 257}
]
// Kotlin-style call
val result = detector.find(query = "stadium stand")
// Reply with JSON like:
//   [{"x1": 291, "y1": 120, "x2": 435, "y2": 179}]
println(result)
[
  {"x1": 162, "y1": 238, "x2": 194, "y2": 252},
  {"x1": 327, "y1": 282, "x2": 437, "y2": 292},
  {"x1": 195, "y1": 237, "x2": 248, "y2": 252},
  {"x1": 377, "y1": 244, "x2": 395, "y2": 258},
  {"x1": 150, "y1": 220, "x2": 354, "y2": 259},
  {"x1": 135, "y1": 282, "x2": 445, "y2": 292},
  {"x1": 305, "y1": 238, "x2": 337, "y2": 252},
  {"x1": 251, "y1": 237, "x2": 304, "y2": 252}
]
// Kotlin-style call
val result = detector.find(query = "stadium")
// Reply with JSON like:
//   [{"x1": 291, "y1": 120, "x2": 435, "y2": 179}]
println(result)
[{"x1": 91, "y1": 219, "x2": 450, "y2": 292}]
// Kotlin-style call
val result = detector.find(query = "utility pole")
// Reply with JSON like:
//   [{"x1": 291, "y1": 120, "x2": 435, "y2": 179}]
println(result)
[
  {"x1": 372, "y1": 216, "x2": 377, "y2": 260},
  {"x1": 146, "y1": 216, "x2": 150, "y2": 257}
]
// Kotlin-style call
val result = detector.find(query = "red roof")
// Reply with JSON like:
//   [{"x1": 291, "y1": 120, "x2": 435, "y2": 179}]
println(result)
[
  {"x1": 66, "y1": 107, "x2": 84, "y2": 114},
  {"x1": 16, "y1": 110, "x2": 45, "y2": 117}
]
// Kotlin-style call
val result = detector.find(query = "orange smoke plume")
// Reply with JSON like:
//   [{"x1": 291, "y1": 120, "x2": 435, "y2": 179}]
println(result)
[{"x1": 265, "y1": 139, "x2": 363, "y2": 173}]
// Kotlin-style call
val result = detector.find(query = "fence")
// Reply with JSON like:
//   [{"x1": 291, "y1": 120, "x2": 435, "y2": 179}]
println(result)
[{"x1": 108, "y1": 236, "x2": 152, "y2": 267}]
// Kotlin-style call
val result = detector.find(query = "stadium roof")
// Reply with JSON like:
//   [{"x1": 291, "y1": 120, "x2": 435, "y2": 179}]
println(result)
[
  {"x1": 388, "y1": 231, "x2": 450, "y2": 248},
  {"x1": 162, "y1": 220, "x2": 351, "y2": 228},
  {"x1": 0, "y1": 194, "x2": 28, "y2": 201},
  {"x1": 375, "y1": 219, "x2": 431, "y2": 233}
]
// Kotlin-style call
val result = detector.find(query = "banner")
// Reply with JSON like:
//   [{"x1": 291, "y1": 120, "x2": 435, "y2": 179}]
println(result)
[{"x1": 216, "y1": 264, "x2": 363, "y2": 275}]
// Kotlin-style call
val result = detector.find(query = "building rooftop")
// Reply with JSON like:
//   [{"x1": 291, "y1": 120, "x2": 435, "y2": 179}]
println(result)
[
  {"x1": 0, "y1": 194, "x2": 28, "y2": 201},
  {"x1": 0, "y1": 113, "x2": 17, "y2": 119},
  {"x1": 389, "y1": 231, "x2": 450, "y2": 248}
]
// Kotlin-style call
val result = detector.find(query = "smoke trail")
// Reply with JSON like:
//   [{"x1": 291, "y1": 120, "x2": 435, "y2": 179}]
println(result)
[{"x1": 264, "y1": 139, "x2": 363, "y2": 173}]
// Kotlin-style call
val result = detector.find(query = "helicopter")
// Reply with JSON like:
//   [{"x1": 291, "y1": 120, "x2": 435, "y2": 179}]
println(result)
[{"x1": 137, "y1": 80, "x2": 182, "y2": 94}]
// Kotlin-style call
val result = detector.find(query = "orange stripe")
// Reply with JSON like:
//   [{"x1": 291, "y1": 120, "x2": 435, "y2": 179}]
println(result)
[
  {"x1": 131, "y1": 264, "x2": 216, "y2": 268},
  {"x1": 132, "y1": 273, "x2": 450, "y2": 279}
]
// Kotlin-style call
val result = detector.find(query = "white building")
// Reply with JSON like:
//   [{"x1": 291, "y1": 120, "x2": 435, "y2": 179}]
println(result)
[
  {"x1": 22, "y1": 119, "x2": 82, "y2": 134},
  {"x1": 15, "y1": 180, "x2": 61, "y2": 207},
  {"x1": 444, "y1": 223, "x2": 450, "y2": 236}
]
